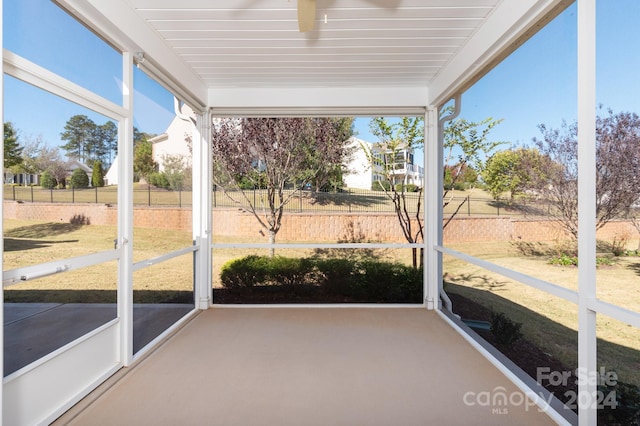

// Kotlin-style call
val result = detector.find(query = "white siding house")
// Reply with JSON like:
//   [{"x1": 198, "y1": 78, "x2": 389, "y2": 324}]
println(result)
[
  {"x1": 151, "y1": 105, "x2": 194, "y2": 172},
  {"x1": 343, "y1": 136, "x2": 424, "y2": 190}
]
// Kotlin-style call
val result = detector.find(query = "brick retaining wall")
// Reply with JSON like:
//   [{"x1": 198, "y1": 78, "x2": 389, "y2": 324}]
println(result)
[{"x1": 4, "y1": 201, "x2": 638, "y2": 244}]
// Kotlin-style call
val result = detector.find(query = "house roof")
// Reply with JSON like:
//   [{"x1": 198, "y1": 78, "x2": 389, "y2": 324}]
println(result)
[{"x1": 58, "y1": 0, "x2": 571, "y2": 113}]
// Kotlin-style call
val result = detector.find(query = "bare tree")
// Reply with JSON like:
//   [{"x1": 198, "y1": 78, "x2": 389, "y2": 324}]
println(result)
[
  {"x1": 533, "y1": 109, "x2": 640, "y2": 238},
  {"x1": 211, "y1": 117, "x2": 352, "y2": 256},
  {"x1": 15, "y1": 135, "x2": 66, "y2": 186}
]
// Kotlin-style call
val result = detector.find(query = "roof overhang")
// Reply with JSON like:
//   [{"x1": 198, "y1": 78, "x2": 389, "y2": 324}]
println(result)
[{"x1": 57, "y1": 0, "x2": 572, "y2": 113}]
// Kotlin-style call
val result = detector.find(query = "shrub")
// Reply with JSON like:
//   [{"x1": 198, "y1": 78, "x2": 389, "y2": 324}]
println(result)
[
  {"x1": 69, "y1": 168, "x2": 89, "y2": 189},
  {"x1": 70, "y1": 214, "x2": 90, "y2": 225},
  {"x1": 220, "y1": 255, "x2": 422, "y2": 303},
  {"x1": 264, "y1": 256, "x2": 315, "y2": 286},
  {"x1": 40, "y1": 170, "x2": 57, "y2": 189},
  {"x1": 549, "y1": 253, "x2": 613, "y2": 267},
  {"x1": 490, "y1": 312, "x2": 523, "y2": 345},
  {"x1": 611, "y1": 234, "x2": 629, "y2": 257},
  {"x1": 220, "y1": 255, "x2": 269, "y2": 289},
  {"x1": 394, "y1": 183, "x2": 419, "y2": 192},
  {"x1": 148, "y1": 172, "x2": 170, "y2": 189},
  {"x1": 548, "y1": 253, "x2": 578, "y2": 266},
  {"x1": 220, "y1": 255, "x2": 315, "y2": 289},
  {"x1": 353, "y1": 260, "x2": 422, "y2": 302},
  {"x1": 315, "y1": 258, "x2": 354, "y2": 294},
  {"x1": 92, "y1": 160, "x2": 105, "y2": 187},
  {"x1": 598, "y1": 380, "x2": 640, "y2": 425},
  {"x1": 372, "y1": 181, "x2": 391, "y2": 191}
]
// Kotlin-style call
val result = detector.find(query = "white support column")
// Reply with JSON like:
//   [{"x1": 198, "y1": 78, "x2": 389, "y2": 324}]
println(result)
[
  {"x1": 425, "y1": 106, "x2": 441, "y2": 309},
  {"x1": 0, "y1": 0, "x2": 5, "y2": 417},
  {"x1": 118, "y1": 52, "x2": 135, "y2": 366},
  {"x1": 192, "y1": 110, "x2": 212, "y2": 309},
  {"x1": 577, "y1": 0, "x2": 597, "y2": 424}
]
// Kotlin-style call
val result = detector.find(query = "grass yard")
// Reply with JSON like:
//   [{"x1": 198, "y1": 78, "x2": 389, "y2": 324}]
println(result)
[
  {"x1": 3, "y1": 218, "x2": 639, "y2": 386},
  {"x1": 443, "y1": 240, "x2": 640, "y2": 386},
  {"x1": 5, "y1": 184, "x2": 532, "y2": 217},
  {"x1": 4, "y1": 219, "x2": 195, "y2": 303}
]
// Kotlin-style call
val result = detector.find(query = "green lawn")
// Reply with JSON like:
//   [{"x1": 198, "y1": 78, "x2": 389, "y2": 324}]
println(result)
[
  {"x1": 3, "y1": 218, "x2": 638, "y2": 386},
  {"x1": 4, "y1": 184, "x2": 535, "y2": 216},
  {"x1": 443, "y1": 240, "x2": 640, "y2": 386}
]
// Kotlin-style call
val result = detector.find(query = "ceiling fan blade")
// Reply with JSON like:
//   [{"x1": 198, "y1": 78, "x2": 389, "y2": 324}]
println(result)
[{"x1": 297, "y1": 0, "x2": 316, "y2": 32}]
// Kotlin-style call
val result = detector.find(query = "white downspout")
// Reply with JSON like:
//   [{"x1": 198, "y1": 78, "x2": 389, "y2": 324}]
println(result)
[
  {"x1": 429, "y1": 95, "x2": 461, "y2": 312},
  {"x1": 174, "y1": 97, "x2": 212, "y2": 309}
]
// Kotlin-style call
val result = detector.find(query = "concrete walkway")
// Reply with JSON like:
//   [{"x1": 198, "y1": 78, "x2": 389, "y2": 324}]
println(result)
[{"x1": 4, "y1": 303, "x2": 193, "y2": 376}]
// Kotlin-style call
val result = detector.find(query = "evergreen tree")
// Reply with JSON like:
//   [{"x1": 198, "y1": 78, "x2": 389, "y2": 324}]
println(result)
[
  {"x1": 4, "y1": 122, "x2": 23, "y2": 169},
  {"x1": 92, "y1": 160, "x2": 105, "y2": 187},
  {"x1": 60, "y1": 115, "x2": 96, "y2": 163}
]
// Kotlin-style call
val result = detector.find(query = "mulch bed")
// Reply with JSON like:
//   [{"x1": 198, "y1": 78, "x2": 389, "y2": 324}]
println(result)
[{"x1": 447, "y1": 292, "x2": 578, "y2": 406}]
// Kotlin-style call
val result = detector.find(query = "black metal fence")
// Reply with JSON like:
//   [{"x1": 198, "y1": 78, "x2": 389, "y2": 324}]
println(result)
[{"x1": 4, "y1": 185, "x2": 552, "y2": 217}]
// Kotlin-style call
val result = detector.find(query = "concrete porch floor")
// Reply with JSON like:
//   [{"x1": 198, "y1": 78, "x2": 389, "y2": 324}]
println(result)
[{"x1": 56, "y1": 308, "x2": 560, "y2": 425}]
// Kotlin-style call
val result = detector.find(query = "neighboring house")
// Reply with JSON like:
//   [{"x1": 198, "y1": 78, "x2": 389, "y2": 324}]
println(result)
[
  {"x1": 343, "y1": 136, "x2": 424, "y2": 190},
  {"x1": 151, "y1": 105, "x2": 194, "y2": 172},
  {"x1": 4, "y1": 171, "x2": 40, "y2": 186},
  {"x1": 66, "y1": 159, "x2": 93, "y2": 186},
  {"x1": 105, "y1": 105, "x2": 194, "y2": 185},
  {"x1": 104, "y1": 156, "x2": 118, "y2": 186}
]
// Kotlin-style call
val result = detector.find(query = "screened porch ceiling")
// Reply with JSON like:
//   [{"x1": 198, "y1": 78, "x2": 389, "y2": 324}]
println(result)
[{"x1": 60, "y1": 0, "x2": 572, "y2": 113}]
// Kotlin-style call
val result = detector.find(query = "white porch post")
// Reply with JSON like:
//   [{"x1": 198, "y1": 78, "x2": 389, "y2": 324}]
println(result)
[
  {"x1": 0, "y1": 0, "x2": 5, "y2": 416},
  {"x1": 192, "y1": 110, "x2": 212, "y2": 309},
  {"x1": 118, "y1": 52, "x2": 135, "y2": 366},
  {"x1": 425, "y1": 106, "x2": 441, "y2": 309},
  {"x1": 577, "y1": 0, "x2": 597, "y2": 424}
]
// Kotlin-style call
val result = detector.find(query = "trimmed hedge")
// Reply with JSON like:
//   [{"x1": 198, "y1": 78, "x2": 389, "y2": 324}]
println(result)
[{"x1": 219, "y1": 255, "x2": 422, "y2": 303}]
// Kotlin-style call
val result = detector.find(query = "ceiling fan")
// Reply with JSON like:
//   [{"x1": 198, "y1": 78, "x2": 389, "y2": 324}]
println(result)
[{"x1": 296, "y1": 0, "x2": 316, "y2": 32}]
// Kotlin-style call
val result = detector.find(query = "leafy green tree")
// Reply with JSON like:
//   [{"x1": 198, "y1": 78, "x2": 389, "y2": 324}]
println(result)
[
  {"x1": 148, "y1": 172, "x2": 170, "y2": 189},
  {"x1": 92, "y1": 160, "x2": 105, "y2": 187},
  {"x1": 443, "y1": 111, "x2": 505, "y2": 227},
  {"x1": 483, "y1": 148, "x2": 555, "y2": 202},
  {"x1": 299, "y1": 117, "x2": 354, "y2": 191},
  {"x1": 69, "y1": 168, "x2": 89, "y2": 188},
  {"x1": 40, "y1": 170, "x2": 57, "y2": 189},
  {"x1": 444, "y1": 163, "x2": 477, "y2": 191},
  {"x1": 367, "y1": 116, "x2": 424, "y2": 268},
  {"x1": 133, "y1": 139, "x2": 158, "y2": 182},
  {"x1": 4, "y1": 122, "x2": 23, "y2": 169},
  {"x1": 161, "y1": 154, "x2": 191, "y2": 191}
]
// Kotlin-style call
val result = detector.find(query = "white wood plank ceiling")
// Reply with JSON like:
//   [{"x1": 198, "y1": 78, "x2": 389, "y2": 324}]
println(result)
[
  {"x1": 128, "y1": 0, "x2": 499, "y2": 88},
  {"x1": 62, "y1": 0, "x2": 569, "y2": 109}
]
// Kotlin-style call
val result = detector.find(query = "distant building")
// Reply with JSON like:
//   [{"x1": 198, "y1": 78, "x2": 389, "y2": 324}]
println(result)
[
  {"x1": 4, "y1": 171, "x2": 40, "y2": 186},
  {"x1": 105, "y1": 105, "x2": 194, "y2": 185},
  {"x1": 150, "y1": 106, "x2": 193, "y2": 173},
  {"x1": 343, "y1": 136, "x2": 424, "y2": 190}
]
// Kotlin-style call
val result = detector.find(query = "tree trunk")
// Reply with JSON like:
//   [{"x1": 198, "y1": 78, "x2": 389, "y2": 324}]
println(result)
[{"x1": 268, "y1": 230, "x2": 276, "y2": 258}]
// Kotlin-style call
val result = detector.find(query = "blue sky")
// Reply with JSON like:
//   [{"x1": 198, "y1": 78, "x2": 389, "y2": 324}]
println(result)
[{"x1": 4, "y1": 1, "x2": 640, "y2": 161}]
